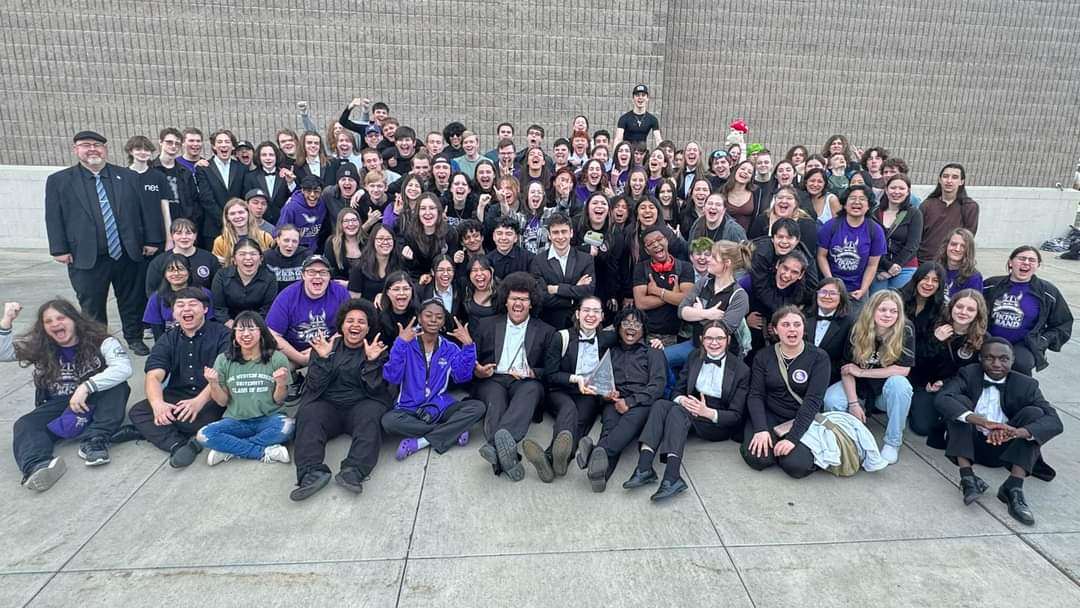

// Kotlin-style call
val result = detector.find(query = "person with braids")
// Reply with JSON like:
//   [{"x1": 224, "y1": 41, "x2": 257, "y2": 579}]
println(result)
[
  {"x1": 1, "y1": 299, "x2": 132, "y2": 491},
  {"x1": 823, "y1": 290, "x2": 915, "y2": 464}
]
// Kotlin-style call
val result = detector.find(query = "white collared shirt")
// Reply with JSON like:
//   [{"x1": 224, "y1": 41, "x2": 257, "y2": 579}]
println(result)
[
  {"x1": 694, "y1": 355, "x2": 726, "y2": 399},
  {"x1": 496, "y1": 317, "x2": 530, "y2": 374},
  {"x1": 959, "y1": 375, "x2": 1007, "y2": 436},
  {"x1": 263, "y1": 172, "x2": 276, "y2": 196},
  {"x1": 574, "y1": 330, "x2": 599, "y2": 376},
  {"x1": 814, "y1": 311, "x2": 835, "y2": 347},
  {"x1": 213, "y1": 157, "x2": 231, "y2": 185},
  {"x1": 435, "y1": 285, "x2": 453, "y2": 315},
  {"x1": 548, "y1": 246, "x2": 570, "y2": 275}
]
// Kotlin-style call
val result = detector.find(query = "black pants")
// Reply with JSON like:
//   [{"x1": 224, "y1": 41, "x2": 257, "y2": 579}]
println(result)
[
  {"x1": 908, "y1": 387, "x2": 948, "y2": 448},
  {"x1": 381, "y1": 399, "x2": 486, "y2": 453},
  {"x1": 293, "y1": 398, "x2": 388, "y2": 481},
  {"x1": 67, "y1": 254, "x2": 147, "y2": 342},
  {"x1": 12, "y1": 383, "x2": 130, "y2": 477},
  {"x1": 740, "y1": 417, "x2": 816, "y2": 479},
  {"x1": 477, "y1": 376, "x2": 543, "y2": 444},
  {"x1": 128, "y1": 389, "x2": 227, "y2": 452},
  {"x1": 1011, "y1": 342, "x2": 1036, "y2": 376},
  {"x1": 543, "y1": 390, "x2": 603, "y2": 449},
  {"x1": 945, "y1": 406, "x2": 1045, "y2": 475},
  {"x1": 639, "y1": 399, "x2": 739, "y2": 462},
  {"x1": 596, "y1": 403, "x2": 651, "y2": 475}
]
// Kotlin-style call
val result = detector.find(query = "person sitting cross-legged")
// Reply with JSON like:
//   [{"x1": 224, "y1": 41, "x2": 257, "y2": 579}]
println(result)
[
  {"x1": 381, "y1": 298, "x2": 486, "y2": 461},
  {"x1": 934, "y1": 338, "x2": 1063, "y2": 526}
]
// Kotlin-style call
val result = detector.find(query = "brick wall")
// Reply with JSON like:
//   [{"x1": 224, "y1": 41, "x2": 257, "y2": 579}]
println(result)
[{"x1": 2, "y1": 0, "x2": 1078, "y2": 186}]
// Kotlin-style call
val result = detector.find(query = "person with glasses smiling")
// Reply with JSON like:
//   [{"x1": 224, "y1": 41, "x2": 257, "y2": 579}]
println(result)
[
  {"x1": 265, "y1": 255, "x2": 351, "y2": 368},
  {"x1": 983, "y1": 246, "x2": 1073, "y2": 376},
  {"x1": 152, "y1": 127, "x2": 201, "y2": 229}
]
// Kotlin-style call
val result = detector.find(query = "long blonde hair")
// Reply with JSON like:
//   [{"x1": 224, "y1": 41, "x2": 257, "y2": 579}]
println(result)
[
  {"x1": 219, "y1": 198, "x2": 271, "y2": 265},
  {"x1": 851, "y1": 290, "x2": 907, "y2": 366}
]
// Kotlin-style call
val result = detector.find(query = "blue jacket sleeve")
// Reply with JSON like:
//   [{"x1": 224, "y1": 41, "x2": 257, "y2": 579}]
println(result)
[
  {"x1": 450, "y1": 343, "x2": 477, "y2": 384},
  {"x1": 384, "y1": 337, "x2": 410, "y2": 384}
]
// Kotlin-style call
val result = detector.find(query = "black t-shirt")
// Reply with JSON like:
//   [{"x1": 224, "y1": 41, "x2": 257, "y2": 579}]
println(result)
[
  {"x1": 843, "y1": 320, "x2": 916, "y2": 397},
  {"x1": 151, "y1": 163, "x2": 183, "y2": 216},
  {"x1": 263, "y1": 246, "x2": 312, "y2": 293},
  {"x1": 133, "y1": 168, "x2": 169, "y2": 233},
  {"x1": 145, "y1": 248, "x2": 220, "y2": 295},
  {"x1": 617, "y1": 111, "x2": 659, "y2": 143},
  {"x1": 633, "y1": 257, "x2": 693, "y2": 335}
]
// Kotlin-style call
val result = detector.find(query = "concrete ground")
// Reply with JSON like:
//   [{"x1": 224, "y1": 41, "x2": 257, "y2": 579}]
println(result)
[{"x1": 1, "y1": 247, "x2": 1079, "y2": 607}]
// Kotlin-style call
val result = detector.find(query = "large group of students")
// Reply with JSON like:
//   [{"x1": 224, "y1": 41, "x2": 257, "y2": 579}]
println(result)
[{"x1": 4, "y1": 85, "x2": 1072, "y2": 525}]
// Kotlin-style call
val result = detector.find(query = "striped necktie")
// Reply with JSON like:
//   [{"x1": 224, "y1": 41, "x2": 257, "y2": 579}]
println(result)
[{"x1": 95, "y1": 174, "x2": 123, "y2": 260}]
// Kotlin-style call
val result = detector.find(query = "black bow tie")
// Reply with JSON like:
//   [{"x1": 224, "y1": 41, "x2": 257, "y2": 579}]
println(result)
[
  {"x1": 579, "y1": 337, "x2": 596, "y2": 345},
  {"x1": 983, "y1": 379, "x2": 1005, "y2": 389},
  {"x1": 704, "y1": 357, "x2": 725, "y2": 368}
]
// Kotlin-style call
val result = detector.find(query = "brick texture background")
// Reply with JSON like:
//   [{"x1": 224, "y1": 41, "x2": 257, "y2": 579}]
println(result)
[{"x1": 2, "y1": 0, "x2": 1078, "y2": 186}]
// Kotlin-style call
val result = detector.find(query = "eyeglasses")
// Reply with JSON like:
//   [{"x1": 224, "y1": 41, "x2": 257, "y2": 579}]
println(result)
[
  {"x1": 1013, "y1": 256, "x2": 1039, "y2": 264},
  {"x1": 435, "y1": 267, "x2": 454, "y2": 274},
  {"x1": 702, "y1": 335, "x2": 728, "y2": 343},
  {"x1": 341, "y1": 218, "x2": 361, "y2": 224},
  {"x1": 818, "y1": 290, "x2": 840, "y2": 297},
  {"x1": 76, "y1": 142, "x2": 105, "y2": 150},
  {"x1": 234, "y1": 251, "x2": 260, "y2": 258},
  {"x1": 374, "y1": 236, "x2": 394, "y2": 243},
  {"x1": 303, "y1": 270, "x2": 331, "y2": 278},
  {"x1": 619, "y1": 318, "x2": 643, "y2": 329}
]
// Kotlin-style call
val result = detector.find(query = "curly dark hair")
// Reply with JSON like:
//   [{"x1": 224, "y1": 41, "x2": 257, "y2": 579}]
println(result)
[
  {"x1": 613, "y1": 305, "x2": 649, "y2": 343},
  {"x1": 225, "y1": 311, "x2": 277, "y2": 364},
  {"x1": 13, "y1": 298, "x2": 112, "y2": 390},
  {"x1": 495, "y1": 271, "x2": 542, "y2": 315},
  {"x1": 335, "y1": 298, "x2": 379, "y2": 337}
]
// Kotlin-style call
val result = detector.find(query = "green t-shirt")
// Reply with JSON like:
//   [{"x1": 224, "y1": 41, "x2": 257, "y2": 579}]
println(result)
[{"x1": 212, "y1": 351, "x2": 289, "y2": 420}]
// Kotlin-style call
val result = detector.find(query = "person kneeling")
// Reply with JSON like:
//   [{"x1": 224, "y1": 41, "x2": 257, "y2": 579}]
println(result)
[
  {"x1": 196, "y1": 312, "x2": 293, "y2": 467},
  {"x1": 626, "y1": 321, "x2": 749, "y2": 501},
  {"x1": 382, "y1": 299, "x2": 486, "y2": 461},
  {"x1": 290, "y1": 299, "x2": 390, "y2": 501},
  {"x1": 935, "y1": 338, "x2": 1063, "y2": 525}
]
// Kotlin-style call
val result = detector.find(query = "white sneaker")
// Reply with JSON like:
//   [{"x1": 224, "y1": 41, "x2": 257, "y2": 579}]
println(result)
[
  {"x1": 261, "y1": 444, "x2": 290, "y2": 464},
  {"x1": 207, "y1": 450, "x2": 234, "y2": 467},
  {"x1": 881, "y1": 444, "x2": 900, "y2": 464}
]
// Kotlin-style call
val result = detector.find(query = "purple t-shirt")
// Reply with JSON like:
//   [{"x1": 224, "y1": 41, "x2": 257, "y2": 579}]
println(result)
[
  {"x1": 278, "y1": 198, "x2": 327, "y2": 251},
  {"x1": 943, "y1": 269, "x2": 983, "y2": 302},
  {"x1": 989, "y1": 281, "x2": 1040, "y2": 344},
  {"x1": 818, "y1": 218, "x2": 886, "y2": 292},
  {"x1": 143, "y1": 288, "x2": 215, "y2": 327},
  {"x1": 266, "y1": 280, "x2": 351, "y2": 350}
]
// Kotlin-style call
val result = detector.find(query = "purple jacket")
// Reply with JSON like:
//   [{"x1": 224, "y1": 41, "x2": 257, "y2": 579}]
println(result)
[{"x1": 383, "y1": 336, "x2": 476, "y2": 417}]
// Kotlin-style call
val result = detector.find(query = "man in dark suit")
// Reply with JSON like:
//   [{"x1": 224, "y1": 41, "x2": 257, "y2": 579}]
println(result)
[
  {"x1": 195, "y1": 129, "x2": 247, "y2": 248},
  {"x1": 529, "y1": 213, "x2": 595, "y2": 330},
  {"x1": 242, "y1": 142, "x2": 295, "y2": 224},
  {"x1": 45, "y1": 130, "x2": 163, "y2": 355},
  {"x1": 625, "y1": 321, "x2": 750, "y2": 500},
  {"x1": 935, "y1": 338, "x2": 1063, "y2": 525},
  {"x1": 471, "y1": 272, "x2": 559, "y2": 482},
  {"x1": 521, "y1": 296, "x2": 615, "y2": 482}
]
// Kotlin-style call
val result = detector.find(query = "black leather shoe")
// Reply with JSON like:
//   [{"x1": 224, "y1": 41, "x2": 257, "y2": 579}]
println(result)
[
  {"x1": 290, "y1": 469, "x2": 331, "y2": 501},
  {"x1": 997, "y1": 485, "x2": 1035, "y2": 526},
  {"x1": 127, "y1": 340, "x2": 150, "y2": 356},
  {"x1": 335, "y1": 468, "x2": 365, "y2": 494},
  {"x1": 960, "y1": 474, "x2": 989, "y2": 505},
  {"x1": 494, "y1": 429, "x2": 525, "y2": 482},
  {"x1": 168, "y1": 438, "x2": 202, "y2": 469},
  {"x1": 110, "y1": 424, "x2": 143, "y2": 444},
  {"x1": 586, "y1": 447, "x2": 608, "y2": 493},
  {"x1": 551, "y1": 430, "x2": 573, "y2": 477},
  {"x1": 576, "y1": 437, "x2": 594, "y2": 470},
  {"x1": 651, "y1": 478, "x2": 688, "y2": 502},
  {"x1": 622, "y1": 468, "x2": 658, "y2": 489},
  {"x1": 522, "y1": 439, "x2": 554, "y2": 483}
]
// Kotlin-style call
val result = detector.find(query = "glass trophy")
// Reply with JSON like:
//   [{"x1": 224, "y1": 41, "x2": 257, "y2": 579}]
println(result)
[{"x1": 584, "y1": 351, "x2": 615, "y2": 395}]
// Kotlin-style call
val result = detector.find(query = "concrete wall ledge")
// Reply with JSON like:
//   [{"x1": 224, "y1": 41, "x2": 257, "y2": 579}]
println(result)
[{"x1": 2, "y1": 165, "x2": 1077, "y2": 251}]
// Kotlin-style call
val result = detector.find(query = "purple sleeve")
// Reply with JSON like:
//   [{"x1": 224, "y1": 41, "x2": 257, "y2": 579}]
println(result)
[
  {"x1": 817, "y1": 220, "x2": 835, "y2": 252},
  {"x1": 737, "y1": 273, "x2": 752, "y2": 292},
  {"x1": 142, "y1": 293, "x2": 163, "y2": 324},
  {"x1": 868, "y1": 222, "x2": 888, "y2": 257},
  {"x1": 265, "y1": 290, "x2": 291, "y2": 335},
  {"x1": 277, "y1": 204, "x2": 295, "y2": 231},
  {"x1": 451, "y1": 343, "x2": 477, "y2": 383},
  {"x1": 964, "y1": 272, "x2": 984, "y2": 293},
  {"x1": 202, "y1": 288, "x2": 216, "y2": 320}
]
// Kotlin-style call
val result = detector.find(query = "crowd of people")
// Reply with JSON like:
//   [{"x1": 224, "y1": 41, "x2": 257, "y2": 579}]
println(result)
[{"x1": 5, "y1": 84, "x2": 1071, "y2": 525}]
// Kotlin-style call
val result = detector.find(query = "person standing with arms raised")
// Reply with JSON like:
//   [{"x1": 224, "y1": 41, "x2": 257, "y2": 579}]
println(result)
[
  {"x1": 45, "y1": 130, "x2": 163, "y2": 356},
  {"x1": 614, "y1": 84, "x2": 663, "y2": 148}
]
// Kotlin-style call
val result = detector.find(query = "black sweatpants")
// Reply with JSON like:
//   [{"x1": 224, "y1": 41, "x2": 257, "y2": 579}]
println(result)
[
  {"x1": 945, "y1": 406, "x2": 1045, "y2": 475},
  {"x1": 67, "y1": 254, "x2": 147, "y2": 342},
  {"x1": 12, "y1": 383, "x2": 130, "y2": 477},
  {"x1": 128, "y1": 389, "x2": 227, "y2": 452},
  {"x1": 293, "y1": 398, "x2": 388, "y2": 482},
  {"x1": 381, "y1": 399, "x2": 486, "y2": 453},
  {"x1": 476, "y1": 376, "x2": 543, "y2": 444},
  {"x1": 639, "y1": 398, "x2": 740, "y2": 462},
  {"x1": 740, "y1": 416, "x2": 816, "y2": 479}
]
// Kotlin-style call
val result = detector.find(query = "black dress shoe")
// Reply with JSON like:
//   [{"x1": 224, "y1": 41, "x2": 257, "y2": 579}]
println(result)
[
  {"x1": 997, "y1": 485, "x2": 1035, "y2": 526},
  {"x1": 127, "y1": 340, "x2": 150, "y2": 356},
  {"x1": 576, "y1": 437, "x2": 594, "y2": 471},
  {"x1": 335, "y1": 468, "x2": 365, "y2": 494},
  {"x1": 110, "y1": 424, "x2": 143, "y2": 444},
  {"x1": 960, "y1": 474, "x2": 989, "y2": 505},
  {"x1": 551, "y1": 430, "x2": 573, "y2": 477},
  {"x1": 622, "y1": 468, "x2": 658, "y2": 489},
  {"x1": 586, "y1": 447, "x2": 608, "y2": 493},
  {"x1": 651, "y1": 478, "x2": 688, "y2": 502},
  {"x1": 290, "y1": 469, "x2": 332, "y2": 501},
  {"x1": 494, "y1": 429, "x2": 525, "y2": 482},
  {"x1": 168, "y1": 438, "x2": 202, "y2": 469},
  {"x1": 522, "y1": 439, "x2": 554, "y2": 483}
]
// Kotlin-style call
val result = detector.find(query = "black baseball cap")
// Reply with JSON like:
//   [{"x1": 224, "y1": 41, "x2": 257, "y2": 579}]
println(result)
[
  {"x1": 73, "y1": 130, "x2": 107, "y2": 144},
  {"x1": 632, "y1": 84, "x2": 649, "y2": 96},
  {"x1": 302, "y1": 255, "x2": 331, "y2": 270},
  {"x1": 236, "y1": 140, "x2": 254, "y2": 150},
  {"x1": 244, "y1": 188, "x2": 268, "y2": 201},
  {"x1": 300, "y1": 175, "x2": 323, "y2": 190}
]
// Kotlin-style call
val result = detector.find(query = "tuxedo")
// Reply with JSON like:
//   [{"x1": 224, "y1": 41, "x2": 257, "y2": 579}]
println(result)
[
  {"x1": 530, "y1": 247, "x2": 595, "y2": 329},
  {"x1": 419, "y1": 282, "x2": 467, "y2": 335},
  {"x1": 936, "y1": 366, "x2": 1062, "y2": 479},
  {"x1": 805, "y1": 309, "x2": 854, "y2": 384},
  {"x1": 639, "y1": 349, "x2": 750, "y2": 461},
  {"x1": 195, "y1": 159, "x2": 247, "y2": 247},
  {"x1": 543, "y1": 328, "x2": 618, "y2": 449},
  {"x1": 472, "y1": 315, "x2": 560, "y2": 449},
  {"x1": 44, "y1": 163, "x2": 162, "y2": 340},
  {"x1": 243, "y1": 168, "x2": 293, "y2": 224}
]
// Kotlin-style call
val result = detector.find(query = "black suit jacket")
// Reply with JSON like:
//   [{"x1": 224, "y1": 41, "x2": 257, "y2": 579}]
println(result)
[
  {"x1": 242, "y1": 168, "x2": 292, "y2": 224},
  {"x1": 935, "y1": 366, "x2": 1063, "y2": 446},
  {"x1": 45, "y1": 163, "x2": 161, "y2": 269},
  {"x1": 472, "y1": 314, "x2": 560, "y2": 383},
  {"x1": 805, "y1": 310, "x2": 854, "y2": 384},
  {"x1": 548, "y1": 328, "x2": 618, "y2": 392},
  {"x1": 673, "y1": 349, "x2": 750, "y2": 427},
  {"x1": 195, "y1": 160, "x2": 247, "y2": 238},
  {"x1": 530, "y1": 248, "x2": 596, "y2": 329}
]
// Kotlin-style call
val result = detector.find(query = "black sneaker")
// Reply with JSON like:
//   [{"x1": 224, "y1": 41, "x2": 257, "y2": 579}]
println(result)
[
  {"x1": 127, "y1": 339, "x2": 150, "y2": 356},
  {"x1": 78, "y1": 436, "x2": 111, "y2": 466},
  {"x1": 169, "y1": 438, "x2": 202, "y2": 469},
  {"x1": 290, "y1": 469, "x2": 331, "y2": 501},
  {"x1": 23, "y1": 457, "x2": 66, "y2": 492},
  {"x1": 110, "y1": 424, "x2": 143, "y2": 444},
  {"x1": 335, "y1": 468, "x2": 366, "y2": 493},
  {"x1": 286, "y1": 371, "x2": 305, "y2": 404}
]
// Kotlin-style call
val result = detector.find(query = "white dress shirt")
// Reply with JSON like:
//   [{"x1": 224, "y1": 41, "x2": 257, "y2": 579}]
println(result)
[{"x1": 496, "y1": 318, "x2": 530, "y2": 374}]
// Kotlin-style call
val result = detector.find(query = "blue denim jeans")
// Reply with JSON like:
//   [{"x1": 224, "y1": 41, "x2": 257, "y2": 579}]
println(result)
[
  {"x1": 197, "y1": 414, "x2": 295, "y2": 460},
  {"x1": 869, "y1": 267, "x2": 916, "y2": 294},
  {"x1": 664, "y1": 340, "x2": 694, "y2": 370},
  {"x1": 823, "y1": 376, "x2": 913, "y2": 448}
]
